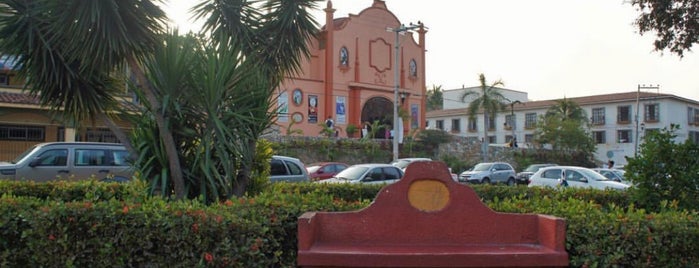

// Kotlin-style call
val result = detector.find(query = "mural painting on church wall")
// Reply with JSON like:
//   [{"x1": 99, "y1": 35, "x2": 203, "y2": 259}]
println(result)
[
  {"x1": 278, "y1": 92, "x2": 288, "y2": 123},
  {"x1": 308, "y1": 95, "x2": 318, "y2": 123},
  {"x1": 411, "y1": 104, "x2": 419, "y2": 129},
  {"x1": 336, "y1": 96, "x2": 346, "y2": 124}
]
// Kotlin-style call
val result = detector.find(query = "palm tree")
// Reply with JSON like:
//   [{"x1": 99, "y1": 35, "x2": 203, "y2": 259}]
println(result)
[
  {"x1": 460, "y1": 74, "x2": 507, "y2": 162},
  {"x1": 0, "y1": 0, "x2": 319, "y2": 199},
  {"x1": 426, "y1": 84, "x2": 444, "y2": 111},
  {"x1": 545, "y1": 97, "x2": 588, "y2": 122}
]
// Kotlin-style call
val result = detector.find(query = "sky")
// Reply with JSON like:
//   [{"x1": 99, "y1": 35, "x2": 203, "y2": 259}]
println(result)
[{"x1": 162, "y1": 0, "x2": 699, "y2": 102}]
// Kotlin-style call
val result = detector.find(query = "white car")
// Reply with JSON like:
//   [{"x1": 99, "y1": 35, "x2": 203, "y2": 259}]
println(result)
[
  {"x1": 528, "y1": 166, "x2": 630, "y2": 190},
  {"x1": 389, "y1": 158, "x2": 431, "y2": 172}
]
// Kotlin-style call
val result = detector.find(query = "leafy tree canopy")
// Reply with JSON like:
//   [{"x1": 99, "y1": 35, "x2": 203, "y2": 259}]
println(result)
[
  {"x1": 631, "y1": 0, "x2": 699, "y2": 57},
  {"x1": 534, "y1": 98, "x2": 596, "y2": 155},
  {"x1": 625, "y1": 124, "x2": 699, "y2": 211}
]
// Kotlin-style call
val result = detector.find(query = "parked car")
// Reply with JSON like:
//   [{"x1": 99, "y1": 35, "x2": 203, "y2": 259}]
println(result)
[
  {"x1": 516, "y1": 163, "x2": 558, "y2": 185},
  {"x1": 320, "y1": 163, "x2": 403, "y2": 185},
  {"x1": 390, "y1": 157, "x2": 432, "y2": 172},
  {"x1": 306, "y1": 162, "x2": 349, "y2": 181},
  {"x1": 0, "y1": 142, "x2": 133, "y2": 182},
  {"x1": 458, "y1": 162, "x2": 517, "y2": 185},
  {"x1": 592, "y1": 168, "x2": 630, "y2": 185},
  {"x1": 528, "y1": 166, "x2": 630, "y2": 190},
  {"x1": 270, "y1": 155, "x2": 309, "y2": 183}
]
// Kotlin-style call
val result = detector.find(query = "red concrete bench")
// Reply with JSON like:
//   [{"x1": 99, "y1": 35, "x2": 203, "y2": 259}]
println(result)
[{"x1": 297, "y1": 161, "x2": 569, "y2": 267}]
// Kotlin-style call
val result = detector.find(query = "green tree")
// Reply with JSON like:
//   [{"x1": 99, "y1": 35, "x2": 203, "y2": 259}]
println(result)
[
  {"x1": 626, "y1": 124, "x2": 699, "y2": 211},
  {"x1": 631, "y1": 0, "x2": 699, "y2": 57},
  {"x1": 460, "y1": 73, "x2": 507, "y2": 162},
  {"x1": 0, "y1": 0, "x2": 319, "y2": 200},
  {"x1": 534, "y1": 98, "x2": 595, "y2": 154},
  {"x1": 426, "y1": 84, "x2": 443, "y2": 111}
]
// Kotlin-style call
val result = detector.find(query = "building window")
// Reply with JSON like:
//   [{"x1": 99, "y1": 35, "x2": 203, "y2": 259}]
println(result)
[
  {"x1": 0, "y1": 125, "x2": 45, "y2": 141},
  {"x1": 436, "y1": 120, "x2": 444, "y2": 130},
  {"x1": 617, "y1": 130, "x2": 632, "y2": 143},
  {"x1": 505, "y1": 135, "x2": 513, "y2": 143},
  {"x1": 690, "y1": 131, "x2": 699, "y2": 144},
  {"x1": 468, "y1": 118, "x2": 477, "y2": 132},
  {"x1": 593, "y1": 131, "x2": 606, "y2": 144},
  {"x1": 77, "y1": 128, "x2": 119, "y2": 143},
  {"x1": 0, "y1": 74, "x2": 8, "y2": 85},
  {"x1": 505, "y1": 114, "x2": 515, "y2": 130},
  {"x1": 451, "y1": 119, "x2": 461, "y2": 133},
  {"x1": 617, "y1": 105, "x2": 631, "y2": 124},
  {"x1": 591, "y1": 108, "x2": 605, "y2": 125},
  {"x1": 689, "y1": 107, "x2": 699, "y2": 125},
  {"x1": 524, "y1": 134, "x2": 534, "y2": 143},
  {"x1": 525, "y1": 113, "x2": 537, "y2": 129},
  {"x1": 487, "y1": 136, "x2": 496, "y2": 143},
  {"x1": 644, "y1": 103, "x2": 659, "y2": 122},
  {"x1": 487, "y1": 116, "x2": 496, "y2": 131}
]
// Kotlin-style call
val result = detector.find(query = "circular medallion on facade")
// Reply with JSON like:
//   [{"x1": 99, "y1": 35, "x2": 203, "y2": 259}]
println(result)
[
  {"x1": 292, "y1": 112, "x2": 304, "y2": 123},
  {"x1": 292, "y1": 88, "x2": 303, "y2": 106}
]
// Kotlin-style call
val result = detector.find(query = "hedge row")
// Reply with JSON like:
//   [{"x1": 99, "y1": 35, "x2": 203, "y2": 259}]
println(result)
[{"x1": 1, "y1": 180, "x2": 697, "y2": 267}]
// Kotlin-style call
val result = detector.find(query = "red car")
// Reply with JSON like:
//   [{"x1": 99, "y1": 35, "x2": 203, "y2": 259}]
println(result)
[{"x1": 306, "y1": 162, "x2": 349, "y2": 181}]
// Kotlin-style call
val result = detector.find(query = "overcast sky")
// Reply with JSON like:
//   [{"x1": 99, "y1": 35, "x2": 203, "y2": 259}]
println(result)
[{"x1": 163, "y1": 0, "x2": 699, "y2": 102}]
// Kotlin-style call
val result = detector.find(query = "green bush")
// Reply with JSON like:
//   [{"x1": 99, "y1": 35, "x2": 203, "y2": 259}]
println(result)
[
  {"x1": 2, "y1": 181, "x2": 699, "y2": 267},
  {"x1": 626, "y1": 124, "x2": 699, "y2": 212}
]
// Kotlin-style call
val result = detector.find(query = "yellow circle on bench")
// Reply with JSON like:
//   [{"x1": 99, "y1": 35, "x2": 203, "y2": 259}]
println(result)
[{"x1": 408, "y1": 180, "x2": 450, "y2": 212}]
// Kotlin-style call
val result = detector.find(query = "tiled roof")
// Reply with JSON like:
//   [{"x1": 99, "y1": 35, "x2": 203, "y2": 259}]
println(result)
[
  {"x1": 427, "y1": 91, "x2": 698, "y2": 117},
  {"x1": 0, "y1": 91, "x2": 39, "y2": 105}
]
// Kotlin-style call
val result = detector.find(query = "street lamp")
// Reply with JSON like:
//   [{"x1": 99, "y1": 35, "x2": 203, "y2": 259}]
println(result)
[
  {"x1": 635, "y1": 84, "x2": 659, "y2": 157},
  {"x1": 504, "y1": 98, "x2": 523, "y2": 147},
  {"x1": 388, "y1": 23, "x2": 422, "y2": 161}
]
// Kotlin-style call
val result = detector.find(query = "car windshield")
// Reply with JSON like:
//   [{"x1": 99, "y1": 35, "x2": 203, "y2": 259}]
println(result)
[
  {"x1": 612, "y1": 169, "x2": 626, "y2": 178},
  {"x1": 333, "y1": 166, "x2": 369, "y2": 181},
  {"x1": 579, "y1": 168, "x2": 610, "y2": 181},
  {"x1": 525, "y1": 165, "x2": 547, "y2": 172},
  {"x1": 472, "y1": 163, "x2": 493, "y2": 172},
  {"x1": 391, "y1": 160, "x2": 411, "y2": 169},
  {"x1": 12, "y1": 145, "x2": 40, "y2": 164},
  {"x1": 306, "y1": 165, "x2": 321, "y2": 173}
]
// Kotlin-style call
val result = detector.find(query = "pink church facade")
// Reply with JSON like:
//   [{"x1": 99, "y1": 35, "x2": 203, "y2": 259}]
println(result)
[{"x1": 276, "y1": 0, "x2": 427, "y2": 138}]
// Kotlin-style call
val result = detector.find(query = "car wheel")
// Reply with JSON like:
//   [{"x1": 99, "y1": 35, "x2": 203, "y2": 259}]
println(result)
[
  {"x1": 507, "y1": 178, "x2": 515, "y2": 186},
  {"x1": 481, "y1": 178, "x2": 490, "y2": 184}
]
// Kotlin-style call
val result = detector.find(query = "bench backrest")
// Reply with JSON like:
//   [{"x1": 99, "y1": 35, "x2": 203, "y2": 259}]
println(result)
[{"x1": 304, "y1": 161, "x2": 554, "y2": 246}]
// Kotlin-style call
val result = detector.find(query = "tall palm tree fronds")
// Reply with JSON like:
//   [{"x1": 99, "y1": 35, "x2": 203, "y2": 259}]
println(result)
[{"x1": 460, "y1": 73, "x2": 507, "y2": 162}]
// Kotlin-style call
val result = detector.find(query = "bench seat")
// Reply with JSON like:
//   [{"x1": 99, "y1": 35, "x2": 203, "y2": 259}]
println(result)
[{"x1": 297, "y1": 161, "x2": 569, "y2": 268}]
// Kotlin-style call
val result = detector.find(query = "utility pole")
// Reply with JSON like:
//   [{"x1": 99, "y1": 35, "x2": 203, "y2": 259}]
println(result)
[
  {"x1": 635, "y1": 84, "x2": 660, "y2": 157},
  {"x1": 388, "y1": 23, "x2": 422, "y2": 161}
]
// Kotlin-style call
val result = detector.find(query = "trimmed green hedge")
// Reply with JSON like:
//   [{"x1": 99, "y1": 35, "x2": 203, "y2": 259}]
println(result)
[{"x1": 1, "y1": 180, "x2": 697, "y2": 267}]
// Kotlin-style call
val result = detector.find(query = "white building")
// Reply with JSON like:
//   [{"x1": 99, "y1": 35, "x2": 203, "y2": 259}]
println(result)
[
  {"x1": 426, "y1": 91, "x2": 699, "y2": 166},
  {"x1": 442, "y1": 86, "x2": 528, "y2": 110}
]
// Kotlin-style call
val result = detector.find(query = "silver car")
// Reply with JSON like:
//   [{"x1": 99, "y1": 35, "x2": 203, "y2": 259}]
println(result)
[
  {"x1": 270, "y1": 155, "x2": 309, "y2": 183},
  {"x1": 458, "y1": 162, "x2": 517, "y2": 185},
  {"x1": 0, "y1": 142, "x2": 133, "y2": 182},
  {"x1": 390, "y1": 157, "x2": 432, "y2": 172},
  {"x1": 320, "y1": 163, "x2": 404, "y2": 185},
  {"x1": 529, "y1": 166, "x2": 630, "y2": 190}
]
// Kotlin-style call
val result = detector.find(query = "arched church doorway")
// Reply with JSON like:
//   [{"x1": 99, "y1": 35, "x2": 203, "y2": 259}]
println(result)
[{"x1": 361, "y1": 97, "x2": 394, "y2": 139}]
